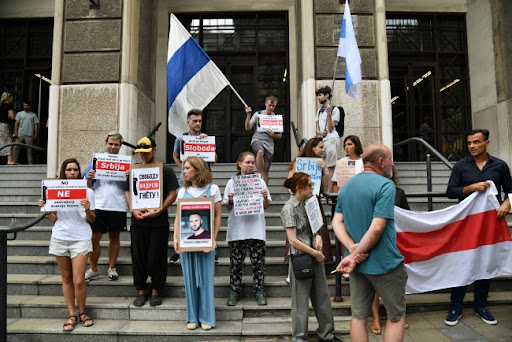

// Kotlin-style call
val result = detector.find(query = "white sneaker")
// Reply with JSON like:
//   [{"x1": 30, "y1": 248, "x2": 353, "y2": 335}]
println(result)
[
  {"x1": 85, "y1": 268, "x2": 99, "y2": 282},
  {"x1": 285, "y1": 276, "x2": 290, "y2": 284},
  {"x1": 107, "y1": 268, "x2": 119, "y2": 281}
]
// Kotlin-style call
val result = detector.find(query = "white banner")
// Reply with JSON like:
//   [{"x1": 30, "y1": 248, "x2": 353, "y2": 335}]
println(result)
[
  {"x1": 305, "y1": 196, "x2": 323, "y2": 234},
  {"x1": 129, "y1": 163, "x2": 163, "y2": 211},
  {"x1": 41, "y1": 179, "x2": 88, "y2": 211},
  {"x1": 232, "y1": 174, "x2": 265, "y2": 216},
  {"x1": 93, "y1": 153, "x2": 131, "y2": 181},
  {"x1": 180, "y1": 135, "x2": 216, "y2": 162},
  {"x1": 256, "y1": 114, "x2": 284, "y2": 133}
]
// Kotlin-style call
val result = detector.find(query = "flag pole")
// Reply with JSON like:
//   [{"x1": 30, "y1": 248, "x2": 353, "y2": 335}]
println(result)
[
  {"x1": 331, "y1": 55, "x2": 339, "y2": 101},
  {"x1": 228, "y1": 83, "x2": 248, "y2": 108}
]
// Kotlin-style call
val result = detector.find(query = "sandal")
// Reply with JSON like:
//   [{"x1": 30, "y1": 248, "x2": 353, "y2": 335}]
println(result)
[
  {"x1": 63, "y1": 315, "x2": 77, "y2": 331},
  {"x1": 79, "y1": 311, "x2": 94, "y2": 327},
  {"x1": 371, "y1": 318, "x2": 382, "y2": 335}
]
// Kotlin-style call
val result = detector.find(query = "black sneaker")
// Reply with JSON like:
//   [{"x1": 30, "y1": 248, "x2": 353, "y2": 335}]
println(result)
[
  {"x1": 444, "y1": 308, "x2": 462, "y2": 326},
  {"x1": 226, "y1": 291, "x2": 239, "y2": 306},
  {"x1": 133, "y1": 294, "x2": 146, "y2": 307},
  {"x1": 474, "y1": 307, "x2": 497, "y2": 325},
  {"x1": 169, "y1": 254, "x2": 180, "y2": 264},
  {"x1": 150, "y1": 294, "x2": 162, "y2": 306},
  {"x1": 319, "y1": 336, "x2": 342, "y2": 342},
  {"x1": 215, "y1": 253, "x2": 219, "y2": 263},
  {"x1": 255, "y1": 291, "x2": 267, "y2": 306}
]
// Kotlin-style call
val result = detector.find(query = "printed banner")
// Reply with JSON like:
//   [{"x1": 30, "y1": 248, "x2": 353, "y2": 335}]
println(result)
[
  {"x1": 295, "y1": 158, "x2": 322, "y2": 196},
  {"x1": 177, "y1": 198, "x2": 215, "y2": 251},
  {"x1": 180, "y1": 135, "x2": 216, "y2": 162},
  {"x1": 305, "y1": 196, "x2": 323, "y2": 234},
  {"x1": 232, "y1": 174, "x2": 264, "y2": 216},
  {"x1": 41, "y1": 179, "x2": 88, "y2": 211},
  {"x1": 93, "y1": 153, "x2": 131, "y2": 181},
  {"x1": 256, "y1": 114, "x2": 284, "y2": 133},
  {"x1": 336, "y1": 159, "x2": 356, "y2": 188},
  {"x1": 129, "y1": 163, "x2": 163, "y2": 211}
]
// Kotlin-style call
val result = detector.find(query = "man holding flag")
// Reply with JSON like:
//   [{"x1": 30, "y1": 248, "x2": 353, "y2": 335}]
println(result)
[{"x1": 444, "y1": 129, "x2": 512, "y2": 326}]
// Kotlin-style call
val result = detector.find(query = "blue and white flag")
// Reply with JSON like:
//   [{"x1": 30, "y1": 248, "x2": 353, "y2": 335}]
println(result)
[
  {"x1": 167, "y1": 14, "x2": 229, "y2": 137},
  {"x1": 337, "y1": 1, "x2": 362, "y2": 100}
]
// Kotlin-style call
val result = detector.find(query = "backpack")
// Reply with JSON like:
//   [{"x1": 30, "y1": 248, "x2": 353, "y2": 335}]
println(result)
[{"x1": 334, "y1": 106, "x2": 345, "y2": 138}]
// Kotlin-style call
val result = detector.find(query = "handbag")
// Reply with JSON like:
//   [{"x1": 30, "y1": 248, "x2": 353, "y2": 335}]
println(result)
[{"x1": 291, "y1": 253, "x2": 315, "y2": 280}]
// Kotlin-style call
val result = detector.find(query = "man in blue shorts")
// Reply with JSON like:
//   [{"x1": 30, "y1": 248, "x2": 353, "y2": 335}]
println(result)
[{"x1": 332, "y1": 144, "x2": 407, "y2": 342}]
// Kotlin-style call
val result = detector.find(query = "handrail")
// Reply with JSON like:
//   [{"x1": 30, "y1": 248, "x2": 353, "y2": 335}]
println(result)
[
  {"x1": 0, "y1": 213, "x2": 48, "y2": 234},
  {"x1": 0, "y1": 143, "x2": 48, "y2": 153},
  {"x1": 290, "y1": 121, "x2": 307, "y2": 149},
  {"x1": 394, "y1": 137, "x2": 453, "y2": 170}
]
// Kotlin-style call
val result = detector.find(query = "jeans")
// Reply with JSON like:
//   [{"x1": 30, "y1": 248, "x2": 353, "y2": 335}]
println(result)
[{"x1": 450, "y1": 279, "x2": 491, "y2": 311}]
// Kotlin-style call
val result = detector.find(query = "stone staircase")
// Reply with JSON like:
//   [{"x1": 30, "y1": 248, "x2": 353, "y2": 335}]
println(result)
[{"x1": 3, "y1": 162, "x2": 512, "y2": 341}]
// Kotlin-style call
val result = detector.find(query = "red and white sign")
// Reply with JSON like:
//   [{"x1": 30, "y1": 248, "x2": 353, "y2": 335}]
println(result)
[
  {"x1": 394, "y1": 181, "x2": 512, "y2": 294},
  {"x1": 93, "y1": 153, "x2": 131, "y2": 181},
  {"x1": 180, "y1": 135, "x2": 216, "y2": 162},
  {"x1": 41, "y1": 179, "x2": 88, "y2": 211},
  {"x1": 256, "y1": 114, "x2": 284, "y2": 133}
]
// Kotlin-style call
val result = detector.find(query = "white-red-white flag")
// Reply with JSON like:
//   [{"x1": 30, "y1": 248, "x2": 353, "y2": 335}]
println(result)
[{"x1": 394, "y1": 181, "x2": 512, "y2": 294}]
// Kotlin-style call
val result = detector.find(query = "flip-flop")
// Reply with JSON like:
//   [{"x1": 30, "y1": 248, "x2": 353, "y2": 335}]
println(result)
[{"x1": 63, "y1": 315, "x2": 77, "y2": 331}]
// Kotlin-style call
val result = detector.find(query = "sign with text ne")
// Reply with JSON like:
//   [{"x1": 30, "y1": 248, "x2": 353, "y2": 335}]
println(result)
[
  {"x1": 129, "y1": 163, "x2": 163, "y2": 211},
  {"x1": 257, "y1": 114, "x2": 284, "y2": 133},
  {"x1": 93, "y1": 153, "x2": 131, "y2": 181},
  {"x1": 295, "y1": 158, "x2": 322, "y2": 196},
  {"x1": 41, "y1": 179, "x2": 88, "y2": 211},
  {"x1": 233, "y1": 174, "x2": 265, "y2": 216},
  {"x1": 180, "y1": 135, "x2": 216, "y2": 162}
]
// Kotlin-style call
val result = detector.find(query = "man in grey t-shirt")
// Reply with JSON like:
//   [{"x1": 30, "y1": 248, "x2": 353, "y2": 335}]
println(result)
[
  {"x1": 244, "y1": 95, "x2": 282, "y2": 184},
  {"x1": 13, "y1": 101, "x2": 39, "y2": 164}
]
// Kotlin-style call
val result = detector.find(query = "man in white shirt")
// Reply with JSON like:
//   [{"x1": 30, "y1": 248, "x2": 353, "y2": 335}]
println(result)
[{"x1": 13, "y1": 101, "x2": 39, "y2": 164}]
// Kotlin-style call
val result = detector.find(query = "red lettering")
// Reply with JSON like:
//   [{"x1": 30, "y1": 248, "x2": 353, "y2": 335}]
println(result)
[
  {"x1": 97, "y1": 161, "x2": 130, "y2": 171},
  {"x1": 183, "y1": 143, "x2": 216, "y2": 153},
  {"x1": 138, "y1": 180, "x2": 159, "y2": 190}
]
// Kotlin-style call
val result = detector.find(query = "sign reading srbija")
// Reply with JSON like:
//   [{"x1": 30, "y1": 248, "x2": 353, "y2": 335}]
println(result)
[
  {"x1": 129, "y1": 163, "x2": 163, "y2": 211},
  {"x1": 295, "y1": 158, "x2": 322, "y2": 196},
  {"x1": 93, "y1": 153, "x2": 131, "y2": 181},
  {"x1": 41, "y1": 179, "x2": 88, "y2": 211},
  {"x1": 180, "y1": 135, "x2": 216, "y2": 162},
  {"x1": 256, "y1": 114, "x2": 284, "y2": 133}
]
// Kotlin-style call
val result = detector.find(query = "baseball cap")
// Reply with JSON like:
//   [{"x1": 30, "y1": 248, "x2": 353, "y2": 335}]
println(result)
[{"x1": 134, "y1": 137, "x2": 156, "y2": 152}]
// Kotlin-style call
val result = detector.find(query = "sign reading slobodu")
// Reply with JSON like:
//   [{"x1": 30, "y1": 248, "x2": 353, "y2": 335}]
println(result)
[
  {"x1": 93, "y1": 153, "x2": 131, "y2": 181},
  {"x1": 232, "y1": 174, "x2": 264, "y2": 216},
  {"x1": 180, "y1": 135, "x2": 216, "y2": 162},
  {"x1": 128, "y1": 163, "x2": 163, "y2": 211},
  {"x1": 176, "y1": 198, "x2": 215, "y2": 252},
  {"x1": 256, "y1": 114, "x2": 284, "y2": 133},
  {"x1": 305, "y1": 196, "x2": 323, "y2": 235},
  {"x1": 295, "y1": 158, "x2": 322, "y2": 196},
  {"x1": 41, "y1": 179, "x2": 88, "y2": 211}
]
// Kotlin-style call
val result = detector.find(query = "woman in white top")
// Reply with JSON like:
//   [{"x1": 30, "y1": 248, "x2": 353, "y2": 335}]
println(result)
[
  {"x1": 331, "y1": 135, "x2": 364, "y2": 193},
  {"x1": 224, "y1": 151, "x2": 271, "y2": 306},
  {"x1": 38, "y1": 158, "x2": 95, "y2": 331}
]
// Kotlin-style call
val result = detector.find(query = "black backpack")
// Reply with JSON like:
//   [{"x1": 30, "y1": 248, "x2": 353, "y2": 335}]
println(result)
[{"x1": 334, "y1": 106, "x2": 345, "y2": 138}]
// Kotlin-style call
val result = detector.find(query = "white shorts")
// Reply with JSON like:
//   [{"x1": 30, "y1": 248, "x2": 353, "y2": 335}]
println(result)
[
  {"x1": 49, "y1": 237, "x2": 92, "y2": 259},
  {"x1": 323, "y1": 137, "x2": 340, "y2": 167}
]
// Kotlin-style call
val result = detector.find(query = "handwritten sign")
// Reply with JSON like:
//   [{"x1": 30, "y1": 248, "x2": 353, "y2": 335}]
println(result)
[
  {"x1": 295, "y1": 158, "x2": 322, "y2": 196},
  {"x1": 232, "y1": 174, "x2": 264, "y2": 216},
  {"x1": 129, "y1": 163, "x2": 163, "y2": 211},
  {"x1": 305, "y1": 196, "x2": 323, "y2": 234},
  {"x1": 257, "y1": 114, "x2": 284, "y2": 133},
  {"x1": 177, "y1": 198, "x2": 215, "y2": 252},
  {"x1": 180, "y1": 135, "x2": 216, "y2": 162},
  {"x1": 336, "y1": 159, "x2": 356, "y2": 188},
  {"x1": 41, "y1": 179, "x2": 88, "y2": 211},
  {"x1": 93, "y1": 153, "x2": 131, "y2": 181}
]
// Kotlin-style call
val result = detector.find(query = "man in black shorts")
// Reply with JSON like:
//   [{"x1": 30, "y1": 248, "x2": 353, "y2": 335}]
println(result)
[{"x1": 84, "y1": 132, "x2": 128, "y2": 282}]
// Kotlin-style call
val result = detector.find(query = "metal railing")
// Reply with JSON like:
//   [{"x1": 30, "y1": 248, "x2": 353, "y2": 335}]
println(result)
[{"x1": 290, "y1": 121, "x2": 307, "y2": 149}]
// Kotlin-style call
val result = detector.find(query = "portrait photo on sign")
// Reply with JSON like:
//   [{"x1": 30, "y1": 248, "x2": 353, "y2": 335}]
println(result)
[{"x1": 176, "y1": 198, "x2": 215, "y2": 252}]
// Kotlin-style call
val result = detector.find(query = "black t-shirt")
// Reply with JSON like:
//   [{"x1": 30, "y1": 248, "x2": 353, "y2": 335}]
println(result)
[
  {"x1": 124, "y1": 164, "x2": 179, "y2": 227},
  {"x1": 0, "y1": 103, "x2": 13, "y2": 123}
]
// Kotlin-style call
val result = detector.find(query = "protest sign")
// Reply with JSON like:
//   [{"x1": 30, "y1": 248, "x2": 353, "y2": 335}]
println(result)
[
  {"x1": 257, "y1": 114, "x2": 284, "y2": 133},
  {"x1": 41, "y1": 179, "x2": 88, "y2": 211},
  {"x1": 305, "y1": 196, "x2": 323, "y2": 234},
  {"x1": 176, "y1": 198, "x2": 215, "y2": 252},
  {"x1": 295, "y1": 157, "x2": 322, "y2": 196},
  {"x1": 232, "y1": 174, "x2": 265, "y2": 216},
  {"x1": 336, "y1": 159, "x2": 356, "y2": 188},
  {"x1": 93, "y1": 153, "x2": 131, "y2": 181},
  {"x1": 129, "y1": 163, "x2": 163, "y2": 211},
  {"x1": 180, "y1": 135, "x2": 216, "y2": 162}
]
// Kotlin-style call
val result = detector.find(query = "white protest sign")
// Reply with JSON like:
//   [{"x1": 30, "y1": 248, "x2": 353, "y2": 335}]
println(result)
[
  {"x1": 336, "y1": 159, "x2": 356, "y2": 188},
  {"x1": 180, "y1": 135, "x2": 216, "y2": 162},
  {"x1": 305, "y1": 196, "x2": 323, "y2": 234},
  {"x1": 257, "y1": 114, "x2": 284, "y2": 133},
  {"x1": 93, "y1": 153, "x2": 131, "y2": 181},
  {"x1": 129, "y1": 163, "x2": 163, "y2": 211},
  {"x1": 232, "y1": 174, "x2": 265, "y2": 216},
  {"x1": 295, "y1": 157, "x2": 322, "y2": 196},
  {"x1": 41, "y1": 179, "x2": 88, "y2": 211}
]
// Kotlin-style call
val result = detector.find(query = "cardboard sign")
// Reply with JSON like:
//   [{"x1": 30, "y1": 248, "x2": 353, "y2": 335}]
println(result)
[
  {"x1": 93, "y1": 153, "x2": 131, "y2": 181},
  {"x1": 128, "y1": 163, "x2": 163, "y2": 211},
  {"x1": 232, "y1": 174, "x2": 265, "y2": 216},
  {"x1": 305, "y1": 196, "x2": 323, "y2": 235},
  {"x1": 180, "y1": 135, "x2": 216, "y2": 162},
  {"x1": 256, "y1": 114, "x2": 284, "y2": 133},
  {"x1": 295, "y1": 157, "x2": 323, "y2": 196},
  {"x1": 41, "y1": 179, "x2": 88, "y2": 211},
  {"x1": 336, "y1": 159, "x2": 356, "y2": 189},
  {"x1": 176, "y1": 198, "x2": 215, "y2": 252}
]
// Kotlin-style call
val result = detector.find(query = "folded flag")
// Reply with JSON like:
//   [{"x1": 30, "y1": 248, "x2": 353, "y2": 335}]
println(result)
[
  {"x1": 167, "y1": 14, "x2": 230, "y2": 137},
  {"x1": 394, "y1": 181, "x2": 512, "y2": 294}
]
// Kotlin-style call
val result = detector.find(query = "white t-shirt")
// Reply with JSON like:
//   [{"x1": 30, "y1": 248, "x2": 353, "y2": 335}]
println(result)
[
  {"x1": 177, "y1": 184, "x2": 222, "y2": 202},
  {"x1": 222, "y1": 176, "x2": 271, "y2": 242},
  {"x1": 315, "y1": 106, "x2": 340, "y2": 141},
  {"x1": 93, "y1": 179, "x2": 128, "y2": 212},
  {"x1": 52, "y1": 188, "x2": 95, "y2": 241},
  {"x1": 331, "y1": 156, "x2": 364, "y2": 182}
]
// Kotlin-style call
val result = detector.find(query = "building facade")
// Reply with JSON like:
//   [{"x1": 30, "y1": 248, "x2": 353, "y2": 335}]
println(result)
[{"x1": 0, "y1": 0, "x2": 510, "y2": 176}]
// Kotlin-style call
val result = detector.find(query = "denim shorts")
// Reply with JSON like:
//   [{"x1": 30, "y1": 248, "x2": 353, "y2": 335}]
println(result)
[{"x1": 49, "y1": 237, "x2": 92, "y2": 259}]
